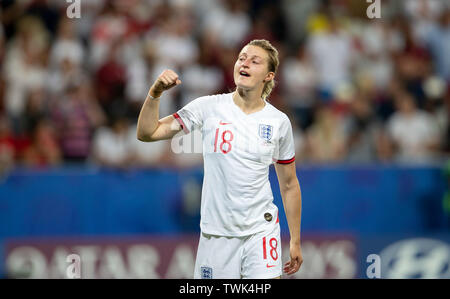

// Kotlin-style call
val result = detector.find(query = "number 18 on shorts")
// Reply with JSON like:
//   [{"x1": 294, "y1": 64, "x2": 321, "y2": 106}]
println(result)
[{"x1": 194, "y1": 224, "x2": 282, "y2": 279}]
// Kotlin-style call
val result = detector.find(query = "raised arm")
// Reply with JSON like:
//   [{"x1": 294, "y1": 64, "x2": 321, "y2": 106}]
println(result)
[
  {"x1": 137, "y1": 69, "x2": 182, "y2": 142},
  {"x1": 274, "y1": 161, "x2": 303, "y2": 275}
]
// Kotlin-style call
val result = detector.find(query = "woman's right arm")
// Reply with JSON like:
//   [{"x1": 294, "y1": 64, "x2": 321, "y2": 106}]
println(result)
[{"x1": 137, "y1": 69, "x2": 182, "y2": 142}]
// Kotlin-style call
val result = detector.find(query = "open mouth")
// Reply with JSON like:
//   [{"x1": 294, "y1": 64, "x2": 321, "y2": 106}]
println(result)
[{"x1": 239, "y1": 70, "x2": 250, "y2": 77}]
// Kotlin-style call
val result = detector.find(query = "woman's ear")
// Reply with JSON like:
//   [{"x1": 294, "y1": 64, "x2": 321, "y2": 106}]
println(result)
[{"x1": 264, "y1": 72, "x2": 275, "y2": 83}]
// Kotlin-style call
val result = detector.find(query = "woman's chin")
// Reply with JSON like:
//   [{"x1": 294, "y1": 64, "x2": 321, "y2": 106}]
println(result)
[{"x1": 235, "y1": 82, "x2": 253, "y2": 91}]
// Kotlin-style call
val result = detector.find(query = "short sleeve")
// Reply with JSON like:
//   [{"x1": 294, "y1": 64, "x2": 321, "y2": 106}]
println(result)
[
  {"x1": 173, "y1": 96, "x2": 207, "y2": 134},
  {"x1": 275, "y1": 116, "x2": 296, "y2": 164}
]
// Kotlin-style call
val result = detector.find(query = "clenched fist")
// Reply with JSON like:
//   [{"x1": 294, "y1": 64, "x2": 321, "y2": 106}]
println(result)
[{"x1": 149, "y1": 69, "x2": 182, "y2": 98}]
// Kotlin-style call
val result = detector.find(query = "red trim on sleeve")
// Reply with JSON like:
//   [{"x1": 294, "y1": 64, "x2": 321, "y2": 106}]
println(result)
[
  {"x1": 276, "y1": 156, "x2": 295, "y2": 164},
  {"x1": 173, "y1": 113, "x2": 189, "y2": 134}
]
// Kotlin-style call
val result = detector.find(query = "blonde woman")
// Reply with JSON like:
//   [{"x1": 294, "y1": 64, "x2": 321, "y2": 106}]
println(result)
[{"x1": 137, "y1": 40, "x2": 302, "y2": 279}]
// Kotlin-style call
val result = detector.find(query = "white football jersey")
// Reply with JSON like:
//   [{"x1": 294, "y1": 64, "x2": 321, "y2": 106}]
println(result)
[{"x1": 173, "y1": 93, "x2": 295, "y2": 237}]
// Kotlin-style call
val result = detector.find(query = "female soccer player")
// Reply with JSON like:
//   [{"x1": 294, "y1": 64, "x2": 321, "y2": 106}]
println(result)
[{"x1": 137, "y1": 39, "x2": 302, "y2": 279}]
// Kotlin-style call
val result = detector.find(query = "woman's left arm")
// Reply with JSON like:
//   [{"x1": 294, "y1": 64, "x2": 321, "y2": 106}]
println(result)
[{"x1": 274, "y1": 161, "x2": 303, "y2": 275}]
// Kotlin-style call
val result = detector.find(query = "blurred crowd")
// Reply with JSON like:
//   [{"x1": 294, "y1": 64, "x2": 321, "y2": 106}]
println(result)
[{"x1": 0, "y1": 0, "x2": 449, "y2": 172}]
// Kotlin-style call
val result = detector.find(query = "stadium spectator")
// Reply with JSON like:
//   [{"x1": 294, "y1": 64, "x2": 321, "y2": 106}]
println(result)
[
  {"x1": 422, "y1": 75, "x2": 448, "y2": 147},
  {"x1": 305, "y1": 105, "x2": 348, "y2": 163},
  {"x1": 52, "y1": 80, "x2": 106, "y2": 163},
  {"x1": 180, "y1": 38, "x2": 224, "y2": 107},
  {"x1": 89, "y1": 1, "x2": 129, "y2": 70},
  {"x1": 423, "y1": 9, "x2": 450, "y2": 83},
  {"x1": 344, "y1": 97, "x2": 383, "y2": 163},
  {"x1": 355, "y1": 21, "x2": 396, "y2": 96},
  {"x1": 281, "y1": 44, "x2": 318, "y2": 130},
  {"x1": 95, "y1": 38, "x2": 127, "y2": 119},
  {"x1": 0, "y1": 115, "x2": 15, "y2": 175},
  {"x1": 387, "y1": 91, "x2": 442, "y2": 163},
  {"x1": 126, "y1": 123, "x2": 172, "y2": 168},
  {"x1": 21, "y1": 118, "x2": 61, "y2": 167},
  {"x1": 306, "y1": 10, "x2": 355, "y2": 101},
  {"x1": 91, "y1": 116, "x2": 133, "y2": 168},
  {"x1": 404, "y1": 0, "x2": 448, "y2": 48},
  {"x1": 22, "y1": 87, "x2": 48, "y2": 135},
  {"x1": 2, "y1": 16, "x2": 49, "y2": 126},
  {"x1": 125, "y1": 39, "x2": 177, "y2": 119},
  {"x1": 201, "y1": 0, "x2": 251, "y2": 49},
  {"x1": 47, "y1": 18, "x2": 85, "y2": 97},
  {"x1": 148, "y1": 10, "x2": 199, "y2": 70}
]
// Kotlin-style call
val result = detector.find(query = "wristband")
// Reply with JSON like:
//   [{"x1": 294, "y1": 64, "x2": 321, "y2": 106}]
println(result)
[{"x1": 149, "y1": 94, "x2": 160, "y2": 101}]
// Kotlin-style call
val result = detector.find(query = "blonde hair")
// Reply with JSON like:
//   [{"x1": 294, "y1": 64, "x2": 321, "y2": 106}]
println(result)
[{"x1": 246, "y1": 39, "x2": 279, "y2": 100}]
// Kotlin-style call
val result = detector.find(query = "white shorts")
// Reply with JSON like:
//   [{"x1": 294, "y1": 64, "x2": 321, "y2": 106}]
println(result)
[{"x1": 194, "y1": 224, "x2": 282, "y2": 279}]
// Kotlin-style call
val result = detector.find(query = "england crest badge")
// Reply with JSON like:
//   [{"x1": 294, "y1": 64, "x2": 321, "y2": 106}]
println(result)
[
  {"x1": 201, "y1": 266, "x2": 213, "y2": 279},
  {"x1": 259, "y1": 124, "x2": 273, "y2": 141}
]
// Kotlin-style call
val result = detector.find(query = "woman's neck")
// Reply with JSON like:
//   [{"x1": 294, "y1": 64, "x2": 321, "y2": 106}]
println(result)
[{"x1": 233, "y1": 88, "x2": 265, "y2": 114}]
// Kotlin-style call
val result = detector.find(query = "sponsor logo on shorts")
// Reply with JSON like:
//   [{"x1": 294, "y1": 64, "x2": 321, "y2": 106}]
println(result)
[{"x1": 201, "y1": 266, "x2": 213, "y2": 279}]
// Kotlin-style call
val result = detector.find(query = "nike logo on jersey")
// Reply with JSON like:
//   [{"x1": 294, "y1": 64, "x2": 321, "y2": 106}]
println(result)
[
  {"x1": 219, "y1": 121, "x2": 232, "y2": 125},
  {"x1": 266, "y1": 264, "x2": 276, "y2": 268}
]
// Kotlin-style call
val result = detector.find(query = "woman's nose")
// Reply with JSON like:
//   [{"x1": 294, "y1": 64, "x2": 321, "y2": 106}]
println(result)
[{"x1": 241, "y1": 59, "x2": 250, "y2": 67}]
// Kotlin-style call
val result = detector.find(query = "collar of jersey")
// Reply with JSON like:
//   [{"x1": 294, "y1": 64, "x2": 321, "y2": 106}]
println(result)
[{"x1": 230, "y1": 93, "x2": 268, "y2": 117}]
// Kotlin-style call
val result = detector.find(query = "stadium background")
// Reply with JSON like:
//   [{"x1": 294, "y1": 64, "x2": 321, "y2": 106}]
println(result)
[{"x1": 0, "y1": 0, "x2": 449, "y2": 278}]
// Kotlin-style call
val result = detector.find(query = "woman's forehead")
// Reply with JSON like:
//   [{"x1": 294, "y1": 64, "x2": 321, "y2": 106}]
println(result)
[{"x1": 239, "y1": 45, "x2": 268, "y2": 59}]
